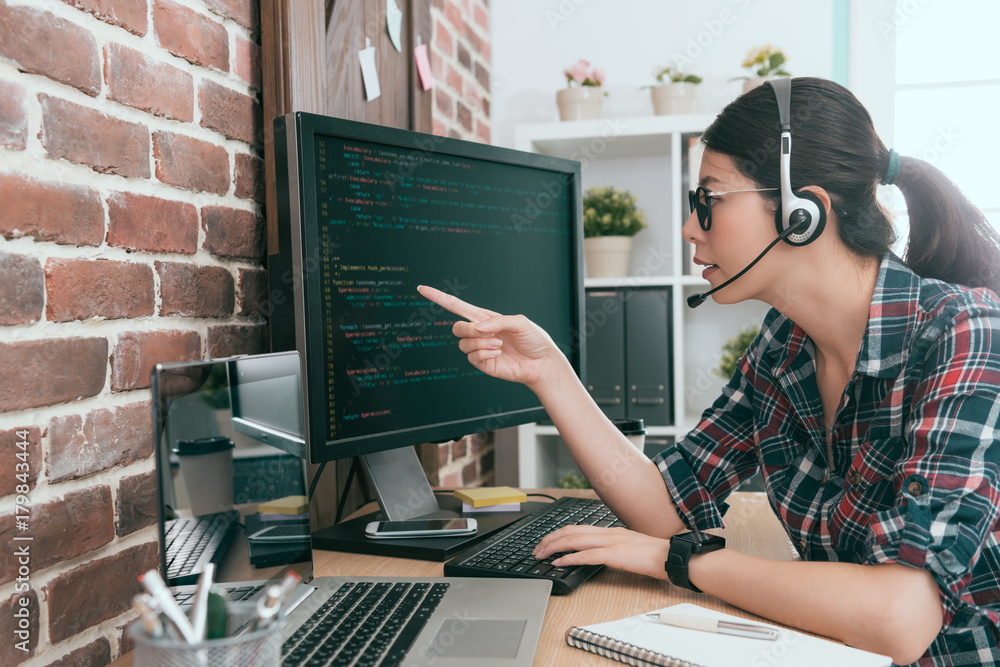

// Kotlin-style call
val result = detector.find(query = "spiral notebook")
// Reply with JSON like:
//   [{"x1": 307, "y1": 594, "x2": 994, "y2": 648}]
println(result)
[{"x1": 565, "y1": 603, "x2": 892, "y2": 667}]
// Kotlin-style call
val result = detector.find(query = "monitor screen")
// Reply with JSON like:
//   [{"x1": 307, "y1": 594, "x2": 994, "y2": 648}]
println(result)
[{"x1": 273, "y1": 114, "x2": 584, "y2": 463}]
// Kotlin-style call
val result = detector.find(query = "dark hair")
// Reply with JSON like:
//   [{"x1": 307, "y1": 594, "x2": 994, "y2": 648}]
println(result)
[{"x1": 701, "y1": 77, "x2": 1000, "y2": 293}]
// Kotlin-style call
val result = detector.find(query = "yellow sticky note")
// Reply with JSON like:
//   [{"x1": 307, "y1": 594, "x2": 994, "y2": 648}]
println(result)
[
  {"x1": 453, "y1": 486, "x2": 527, "y2": 508},
  {"x1": 258, "y1": 495, "x2": 308, "y2": 515}
]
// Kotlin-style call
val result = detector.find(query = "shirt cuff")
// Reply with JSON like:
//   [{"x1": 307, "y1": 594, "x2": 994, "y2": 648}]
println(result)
[
  {"x1": 653, "y1": 443, "x2": 727, "y2": 532},
  {"x1": 864, "y1": 473, "x2": 983, "y2": 629}
]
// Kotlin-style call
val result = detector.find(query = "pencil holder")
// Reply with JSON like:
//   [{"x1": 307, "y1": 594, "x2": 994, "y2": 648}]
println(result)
[{"x1": 128, "y1": 602, "x2": 283, "y2": 667}]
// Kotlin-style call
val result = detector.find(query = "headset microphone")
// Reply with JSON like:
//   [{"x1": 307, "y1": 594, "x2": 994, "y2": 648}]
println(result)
[{"x1": 686, "y1": 218, "x2": 810, "y2": 308}]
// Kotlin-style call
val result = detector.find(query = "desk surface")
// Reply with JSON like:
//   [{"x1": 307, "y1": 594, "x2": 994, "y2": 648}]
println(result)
[{"x1": 112, "y1": 490, "x2": 803, "y2": 666}]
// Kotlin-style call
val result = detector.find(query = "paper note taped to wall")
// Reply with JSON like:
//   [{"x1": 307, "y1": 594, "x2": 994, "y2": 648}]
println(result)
[
  {"x1": 359, "y1": 37, "x2": 381, "y2": 101},
  {"x1": 386, "y1": 0, "x2": 403, "y2": 52},
  {"x1": 415, "y1": 43, "x2": 433, "y2": 91}
]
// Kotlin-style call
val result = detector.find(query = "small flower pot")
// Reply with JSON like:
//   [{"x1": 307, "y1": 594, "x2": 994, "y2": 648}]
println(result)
[
  {"x1": 651, "y1": 82, "x2": 699, "y2": 115},
  {"x1": 557, "y1": 86, "x2": 603, "y2": 121},
  {"x1": 584, "y1": 236, "x2": 632, "y2": 278}
]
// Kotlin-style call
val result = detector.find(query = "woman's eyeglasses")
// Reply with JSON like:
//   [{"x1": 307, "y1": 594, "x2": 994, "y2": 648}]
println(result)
[{"x1": 688, "y1": 186, "x2": 779, "y2": 231}]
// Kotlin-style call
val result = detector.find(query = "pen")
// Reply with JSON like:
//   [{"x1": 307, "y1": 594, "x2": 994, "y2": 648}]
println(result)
[
  {"x1": 189, "y1": 563, "x2": 215, "y2": 641},
  {"x1": 138, "y1": 569, "x2": 198, "y2": 643},
  {"x1": 645, "y1": 613, "x2": 780, "y2": 641},
  {"x1": 133, "y1": 594, "x2": 165, "y2": 639},
  {"x1": 253, "y1": 571, "x2": 302, "y2": 631}
]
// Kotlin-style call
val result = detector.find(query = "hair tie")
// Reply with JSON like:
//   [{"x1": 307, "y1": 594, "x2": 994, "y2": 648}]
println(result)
[{"x1": 883, "y1": 149, "x2": 900, "y2": 186}]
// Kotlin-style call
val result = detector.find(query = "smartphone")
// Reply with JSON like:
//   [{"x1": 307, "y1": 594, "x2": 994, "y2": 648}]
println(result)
[{"x1": 364, "y1": 518, "x2": 478, "y2": 539}]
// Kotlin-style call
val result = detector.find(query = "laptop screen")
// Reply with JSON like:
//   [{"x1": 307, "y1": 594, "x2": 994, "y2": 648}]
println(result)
[{"x1": 151, "y1": 351, "x2": 314, "y2": 588}]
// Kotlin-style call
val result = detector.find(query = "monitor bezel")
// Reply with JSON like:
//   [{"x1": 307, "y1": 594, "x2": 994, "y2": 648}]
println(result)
[{"x1": 280, "y1": 113, "x2": 585, "y2": 464}]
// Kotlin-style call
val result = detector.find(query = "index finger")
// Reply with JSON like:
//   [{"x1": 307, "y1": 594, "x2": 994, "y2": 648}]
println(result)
[{"x1": 416, "y1": 285, "x2": 499, "y2": 323}]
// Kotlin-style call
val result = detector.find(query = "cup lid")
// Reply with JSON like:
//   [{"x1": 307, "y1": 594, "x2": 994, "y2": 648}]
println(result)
[
  {"x1": 611, "y1": 418, "x2": 646, "y2": 435},
  {"x1": 173, "y1": 436, "x2": 234, "y2": 456}
]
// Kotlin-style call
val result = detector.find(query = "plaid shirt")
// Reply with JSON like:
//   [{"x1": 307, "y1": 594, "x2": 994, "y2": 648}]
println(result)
[{"x1": 653, "y1": 254, "x2": 1000, "y2": 666}]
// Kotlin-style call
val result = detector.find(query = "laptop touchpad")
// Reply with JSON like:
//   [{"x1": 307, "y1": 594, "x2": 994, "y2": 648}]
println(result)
[{"x1": 428, "y1": 619, "x2": 526, "y2": 659}]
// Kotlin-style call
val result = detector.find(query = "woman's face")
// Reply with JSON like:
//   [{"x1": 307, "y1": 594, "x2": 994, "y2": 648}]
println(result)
[{"x1": 682, "y1": 149, "x2": 790, "y2": 305}]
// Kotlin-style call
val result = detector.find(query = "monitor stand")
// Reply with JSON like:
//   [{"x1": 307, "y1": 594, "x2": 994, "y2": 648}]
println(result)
[{"x1": 311, "y1": 446, "x2": 543, "y2": 561}]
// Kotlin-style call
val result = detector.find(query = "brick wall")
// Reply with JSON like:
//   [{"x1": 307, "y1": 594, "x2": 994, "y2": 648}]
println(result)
[
  {"x1": 431, "y1": 0, "x2": 490, "y2": 143},
  {"x1": 424, "y1": 0, "x2": 495, "y2": 487},
  {"x1": 0, "y1": 0, "x2": 263, "y2": 664}
]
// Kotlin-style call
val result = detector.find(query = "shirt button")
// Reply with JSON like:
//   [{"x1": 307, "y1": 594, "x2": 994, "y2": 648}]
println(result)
[
  {"x1": 849, "y1": 471, "x2": 861, "y2": 486},
  {"x1": 820, "y1": 473, "x2": 828, "y2": 485},
  {"x1": 907, "y1": 481, "x2": 924, "y2": 496},
  {"x1": 799, "y1": 540, "x2": 807, "y2": 552}
]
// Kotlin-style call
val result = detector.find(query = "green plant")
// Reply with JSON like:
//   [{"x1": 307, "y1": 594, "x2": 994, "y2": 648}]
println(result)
[
  {"x1": 582, "y1": 186, "x2": 647, "y2": 238},
  {"x1": 556, "y1": 471, "x2": 591, "y2": 489},
  {"x1": 733, "y1": 45, "x2": 790, "y2": 81},
  {"x1": 715, "y1": 325, "x2": 761, "y2": 379},
  {"x1": 653, "y1": 67, "x2": 702, "y2": 85}
]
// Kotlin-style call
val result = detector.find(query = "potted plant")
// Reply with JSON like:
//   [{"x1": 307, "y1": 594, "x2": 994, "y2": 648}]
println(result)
[
  {"x1": 732, "y1": 45, "x2": 791, "y2": 94},
  {"x1": 649, "y1": 67, "x2": 702, "y2": 115},
  {"x1": 583, "y1": 186, "x2": 647, "y2": 278},
  {"x1": 714, "y1": 325, "x2": 761, "y2": 379},
  {"x1": 557, "y1": 59, "x2": 606, "y2": 121}
]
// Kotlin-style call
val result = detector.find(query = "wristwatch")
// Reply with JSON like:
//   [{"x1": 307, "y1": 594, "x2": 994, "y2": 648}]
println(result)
[{"x1": 664, "y1": 531, "x2": 726, "y2": 592}]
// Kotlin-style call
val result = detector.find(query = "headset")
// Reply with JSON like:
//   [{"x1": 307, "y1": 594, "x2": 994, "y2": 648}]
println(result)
[
  {"x1": 768, "y1": 77, "x2": 825, "y2": 245},
  {"x1": 687, "y1": 77, "x2": 825, "y2": 308}
]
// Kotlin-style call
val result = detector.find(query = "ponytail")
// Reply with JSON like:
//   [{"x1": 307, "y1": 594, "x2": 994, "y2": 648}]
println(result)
[{"x1": 895, "y1": 155, "x2": 1000, "y2": 293}]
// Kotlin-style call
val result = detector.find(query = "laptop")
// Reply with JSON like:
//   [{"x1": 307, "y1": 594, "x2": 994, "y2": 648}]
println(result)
[{"x1": 151, "y1": 351, "x2": 552, "y2": 666}]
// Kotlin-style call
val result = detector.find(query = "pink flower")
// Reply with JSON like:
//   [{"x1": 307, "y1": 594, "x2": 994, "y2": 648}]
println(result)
[
  {"x1": 565, "y1": 59, "x2": 590, "y2": 84},
  {"x1": 564, "y1": 59, "x2": 604, "y2": 87}
]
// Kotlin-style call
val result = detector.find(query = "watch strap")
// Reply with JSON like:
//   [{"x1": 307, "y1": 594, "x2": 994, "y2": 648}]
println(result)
[{"x1": 665, "y1": 536, "x2": 701, "y2": 592}]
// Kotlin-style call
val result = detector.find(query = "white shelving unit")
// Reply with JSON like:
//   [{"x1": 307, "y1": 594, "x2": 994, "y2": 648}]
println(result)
[{"x1": 499, "y1": 114, "x2": 769, "y2": 487}]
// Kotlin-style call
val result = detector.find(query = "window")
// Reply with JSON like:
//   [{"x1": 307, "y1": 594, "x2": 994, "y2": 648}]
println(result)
[{"x1": 850, "y1": 0, "x2": 1000, "y2": 252}]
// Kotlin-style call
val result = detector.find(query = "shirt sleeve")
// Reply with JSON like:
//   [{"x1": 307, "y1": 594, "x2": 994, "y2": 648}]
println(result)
[
  {"x1": 652, "y1": 324, "x2": 769, "y2": 531},
  {"x1": 863, "y1": 306, "x2": 1000, "y2": 629}
]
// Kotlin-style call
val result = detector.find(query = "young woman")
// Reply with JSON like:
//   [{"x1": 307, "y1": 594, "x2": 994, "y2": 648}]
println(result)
[{"x1": 417, "y1": 77, "x2": 1000, "y2": 666}]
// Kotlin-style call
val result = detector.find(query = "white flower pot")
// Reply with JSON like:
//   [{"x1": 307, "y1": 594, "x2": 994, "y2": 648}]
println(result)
[
  {"x1": 557, "y1": 86, "x2": 603, "y2": 121},
  {"x1": 584, "y1": 236, "x2": 632, "y2": 278},
  {"x1": 650, "y1": 82, "x2": 699, "y2": 115}
]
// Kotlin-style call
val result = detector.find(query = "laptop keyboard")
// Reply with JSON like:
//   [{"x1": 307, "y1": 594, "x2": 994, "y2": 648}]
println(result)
[
  {"x1": 173, "y1": 584, "x2": 264, "y2": 605},
  {"x1": 443, "y1": 497, "x2": 623, "y2": 595},
  {"x1": 282, "y1": 581, "x2": 448, "y2": 667},
  {"x1": 164, "y1": 511, "x2": 238, "y2": 585}
]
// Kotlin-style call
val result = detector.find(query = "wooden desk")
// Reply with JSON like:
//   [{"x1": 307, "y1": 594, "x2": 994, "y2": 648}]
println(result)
[{"x1": 112, "y1": 490, "x2": 800, "y2": 666}]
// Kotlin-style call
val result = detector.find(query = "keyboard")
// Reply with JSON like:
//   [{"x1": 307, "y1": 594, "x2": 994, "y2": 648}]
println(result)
[
  {"x1": 164, "y1": 511, "x2": 238, "y2": 585},
  {"x1": 282, "y1": 581, "x2": 448, "y2": 667},
  {"x1": 173, "y1": 583, "x2": 264, "y2": 606},
  {"x1": 443, "y1": 497, "x2": 623, "y2": 595}
]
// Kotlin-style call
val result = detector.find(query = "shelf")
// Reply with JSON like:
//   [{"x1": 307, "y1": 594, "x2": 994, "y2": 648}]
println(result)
[
  {"x1": 507, "y1": 111, "x2": 748, "y2": 488},
  {"x1": 514, "y1": 113, "x2": 716, "y2": 160}
]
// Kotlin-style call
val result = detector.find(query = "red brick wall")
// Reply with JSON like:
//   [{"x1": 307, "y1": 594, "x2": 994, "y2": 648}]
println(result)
[
  {"x1": 425, "y1": 0, "x2": 495, "y2": 487},
  {"x1": 0, "y1": 0, "x2": 263, "y2": 664},
  {"x1": 431, "y1": 0, "x2": 490, "y2": 143}
]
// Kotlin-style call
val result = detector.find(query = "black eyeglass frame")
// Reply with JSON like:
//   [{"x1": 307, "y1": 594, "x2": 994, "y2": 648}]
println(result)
[{"x1": 688, "y1": 186, "x2": 780, "y2": 231}]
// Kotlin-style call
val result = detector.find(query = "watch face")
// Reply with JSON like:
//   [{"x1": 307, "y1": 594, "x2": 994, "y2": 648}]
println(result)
[{"x1": 682, "y1": 531, "x2": 726, "y2": 552}]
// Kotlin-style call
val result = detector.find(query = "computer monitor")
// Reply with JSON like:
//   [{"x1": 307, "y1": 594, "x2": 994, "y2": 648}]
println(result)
[{"x1": 271, "y1": 114, "x2": 584, "y2": 554}]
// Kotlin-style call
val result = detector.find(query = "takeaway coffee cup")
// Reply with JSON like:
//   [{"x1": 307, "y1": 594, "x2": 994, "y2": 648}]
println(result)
[
  {"x1": 173, "y1": 436, "x2": 235, "y2": 516},
  {"x1": 612, "y1": 418, "x2": 646, "y2": 451}
]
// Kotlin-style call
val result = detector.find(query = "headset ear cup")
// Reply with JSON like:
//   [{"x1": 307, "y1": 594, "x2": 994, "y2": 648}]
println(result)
[{"x1": 774, "y1": 190, "x2": 827, "y2": 246}]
